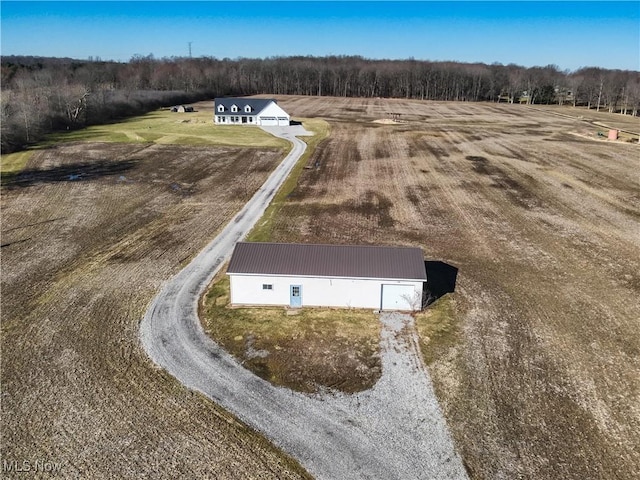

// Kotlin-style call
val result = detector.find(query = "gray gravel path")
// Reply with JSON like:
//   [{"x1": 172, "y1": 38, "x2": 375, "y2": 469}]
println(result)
[{"x1": 140, "y1": 126, "x2": 468, "y2": 479}]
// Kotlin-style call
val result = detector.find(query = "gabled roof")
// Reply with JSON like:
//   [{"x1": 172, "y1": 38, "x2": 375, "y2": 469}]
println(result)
[
  {"x1": 214, "y1": 97, "x2": 276, "y2": 115},
  {"x1": 227, "y1": 242, "x2": 427, "y2": 281}
]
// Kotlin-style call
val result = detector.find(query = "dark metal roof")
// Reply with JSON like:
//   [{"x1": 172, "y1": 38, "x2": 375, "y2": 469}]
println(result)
[
  {"x1": 214, "y1": 97, "x2": 276, "y2": 116},
  {"x1": 227, "y1": 242, "x2": 427, "y2": 281}
]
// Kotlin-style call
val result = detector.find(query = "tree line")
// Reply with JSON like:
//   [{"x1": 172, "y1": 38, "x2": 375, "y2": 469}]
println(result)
[{"x1": 2, "y1": 54, "x2": 638, "y2": 153}]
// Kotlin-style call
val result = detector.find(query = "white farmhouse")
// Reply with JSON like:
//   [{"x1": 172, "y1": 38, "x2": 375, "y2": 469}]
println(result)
[
  {"x1": 227, "y1": 242, "x2": 427, "y2": 311},
  {"x1": 214, "y1": 98, "x2": 290, "y2": 126}
]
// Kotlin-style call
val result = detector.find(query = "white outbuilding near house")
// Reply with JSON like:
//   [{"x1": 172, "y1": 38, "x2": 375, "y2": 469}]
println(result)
[
  {"x1": 226, "y1": 242, "x2": 427, "y2": 311},
  {"x1": 214, "y1": 98, "x2": 290, "y2": 126}
]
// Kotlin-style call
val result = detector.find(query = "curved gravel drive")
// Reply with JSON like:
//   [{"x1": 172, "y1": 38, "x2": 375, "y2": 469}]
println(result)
[{"x1": 140, "y1": 126, "x2": 468, "y2": 479}]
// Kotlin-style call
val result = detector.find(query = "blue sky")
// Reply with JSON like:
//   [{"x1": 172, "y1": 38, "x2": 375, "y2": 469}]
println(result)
[{"x1": 1, "y1": 1, "x2": 639, "y2": 71}]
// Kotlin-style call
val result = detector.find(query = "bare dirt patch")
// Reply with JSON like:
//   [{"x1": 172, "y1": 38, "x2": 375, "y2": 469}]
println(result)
[
  {"x1": 372, "y1": 118, "x2": 402, "y2": 124},
  {"x1": 1, "y1": 141, "x2": 310, "y2": 478},
  {"x1": 258, "y1": 96, "x2": 640, "y2": 479}
]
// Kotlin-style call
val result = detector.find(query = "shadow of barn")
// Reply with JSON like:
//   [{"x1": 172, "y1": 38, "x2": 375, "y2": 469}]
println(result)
[{"x1": 423, "y1": 261, "x2": 458, "y2": 307}]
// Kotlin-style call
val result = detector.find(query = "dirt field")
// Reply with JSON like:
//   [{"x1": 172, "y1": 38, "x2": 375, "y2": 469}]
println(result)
[
  {"x1": 1, "y1": 139, "x2": 310, "y2": 477},
  {"x1": 261, "y1": 96, "x2": 640, "y2": 479},
  {"x1": 3, "y1": 96, "x2": 638, "y2": 479}
]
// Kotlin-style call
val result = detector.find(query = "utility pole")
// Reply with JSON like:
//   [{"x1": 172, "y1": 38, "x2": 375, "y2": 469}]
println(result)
[{"x1": 188, "y1": 42, "x2": 193, "y2": 58}]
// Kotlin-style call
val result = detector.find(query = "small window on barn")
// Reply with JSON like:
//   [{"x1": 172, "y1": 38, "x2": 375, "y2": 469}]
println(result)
[
  {"x1": 231, "y1": 104, "x2": 238, "y2": 112},
  {"x1": 217, "y1": 105, "x2": 224, "y2": 112},
  {"x1": 262, "y1": 284, "x2": 273, "y2": 290},
  {"x1": 244, "y1": 105, "x2": 252, "y2": 112}
]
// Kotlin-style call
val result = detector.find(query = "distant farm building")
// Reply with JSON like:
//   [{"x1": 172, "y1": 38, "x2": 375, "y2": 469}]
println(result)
[
  {"x1": 214, "y1": 98, "x2": 290, "y2": 126},
  {"x1": 227, "y1": 242, "x2": 427, "y2": 311},
  {"x1": 171, "y1": 105, "x2": 194, "y2": 113}
]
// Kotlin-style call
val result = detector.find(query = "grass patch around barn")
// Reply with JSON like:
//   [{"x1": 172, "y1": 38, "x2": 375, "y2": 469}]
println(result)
[
  {"x1": 200, "y1": 271, "x2": 382, "y2": 393},
  {"x1": 414, "y1": 294, "x2": 462, "y2": 365},
  {"x1": 246, "y1": 118, "x2": 330, "y2": 242},
  {"x1": 44, "y1": 108, "x2": 289, "y2": 149}
]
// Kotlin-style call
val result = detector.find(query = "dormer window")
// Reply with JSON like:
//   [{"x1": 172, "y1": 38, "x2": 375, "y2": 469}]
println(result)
[
  {"x1": 231, "y1": 104, "x2": 238, "y2": 113},
  {"x1": 244, "y1": 105, "x2": 252, "y2": 113},
  {"x1": 217, "y1": 105, "x2": 225, "y2": 112}
]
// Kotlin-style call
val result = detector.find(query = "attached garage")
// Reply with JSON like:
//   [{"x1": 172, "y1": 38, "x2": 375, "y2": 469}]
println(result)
[
  {"x1": 257, "y1": 116, "x2": 279, "y2": 126},
  {"x1": 227, "y1": 242, "x2": 427, "y2": 311},
  {"x1": 256, "y1": 102, "x2": 291, "y2": 126}
]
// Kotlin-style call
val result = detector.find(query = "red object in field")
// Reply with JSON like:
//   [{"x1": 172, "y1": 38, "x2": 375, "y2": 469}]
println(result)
[{"x1": 608, "y1": 129, "x2": 618, "y2": 140}]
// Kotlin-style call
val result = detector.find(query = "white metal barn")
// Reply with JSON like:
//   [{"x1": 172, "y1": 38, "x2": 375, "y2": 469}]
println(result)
[
  {"x1": 227, "y1": 242, "x2": 427, "y2": 311},
  {"x1": 214, "y1": 98, "x2": 290, "y2": 126}
]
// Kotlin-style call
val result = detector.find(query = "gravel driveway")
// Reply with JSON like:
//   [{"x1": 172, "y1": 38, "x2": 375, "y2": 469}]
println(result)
[{"x1": 140, "y1": 126, "x2": 467, "y2": 479}]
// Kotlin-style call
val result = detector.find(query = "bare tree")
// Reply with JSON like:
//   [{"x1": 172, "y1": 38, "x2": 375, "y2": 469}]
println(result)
[{"x1": 3, "y1": 54, "x2": 637, "y2": 154}]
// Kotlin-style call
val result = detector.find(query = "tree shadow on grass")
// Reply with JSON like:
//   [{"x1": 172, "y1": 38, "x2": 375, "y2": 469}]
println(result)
[
  {"x1": 1, "y1": 159, "x2": 138, "y2": 188},
  {"x1": 423, "y1": 260, "x2": 458, "y2": 306}
]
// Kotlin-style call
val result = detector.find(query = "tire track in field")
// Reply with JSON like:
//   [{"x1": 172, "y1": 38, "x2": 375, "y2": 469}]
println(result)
[{"x1": 416, "y1": 128, "x2": 496, "y2": 259}]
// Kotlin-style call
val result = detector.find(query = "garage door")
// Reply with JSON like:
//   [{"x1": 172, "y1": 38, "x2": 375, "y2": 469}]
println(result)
[
  {"x1": 381, "y1": 284, "x2": 416, "y2": 311},
  {"x1": 259, "y1": 116, "x2": 278, "y2": 126},
  {"x1": 277, "y1": 116, "x2": 290, "y2": 126}
]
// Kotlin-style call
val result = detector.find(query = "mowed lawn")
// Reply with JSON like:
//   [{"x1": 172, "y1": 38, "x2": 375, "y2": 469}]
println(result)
[
  {"x1": 45, "y1": 103, "x2": 289, "y2": 148},
  {"x1": 1, "y1": 104, "x2": 312, "y2": 478},
  {"x1": 1, "y1": 101, "x2": 290, "y2": 183},
  {"x1": 253, "y1": 95, "x2": 640, "y2": 480}
]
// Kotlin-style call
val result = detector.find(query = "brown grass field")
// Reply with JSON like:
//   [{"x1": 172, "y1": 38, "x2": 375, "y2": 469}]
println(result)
[
  {"x1": 262, "y1": 96, "x2": 640, "y2": 479},
  {"x1": 0, "y1": 116, "x2": 312, "y2": 477},
  {"x1": 2, "y1": 95, "x2": 638, "y2": 479}
]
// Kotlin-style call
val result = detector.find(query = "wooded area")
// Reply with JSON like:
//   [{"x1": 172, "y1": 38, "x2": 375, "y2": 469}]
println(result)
[{"x1": 2, "y1": 54, "x2": 638, "y2": 152}]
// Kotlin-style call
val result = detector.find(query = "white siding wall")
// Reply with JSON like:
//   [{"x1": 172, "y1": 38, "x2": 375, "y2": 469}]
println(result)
[
  {"x1": 215, "y1": 114, "x2": 254, "y2": 125},
  {"x1": 229, "y1": 274, "x2": 423, "y2": 310},
  {"x1": 257, "y1": 103, "x2": 290, "y2": 126}
]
